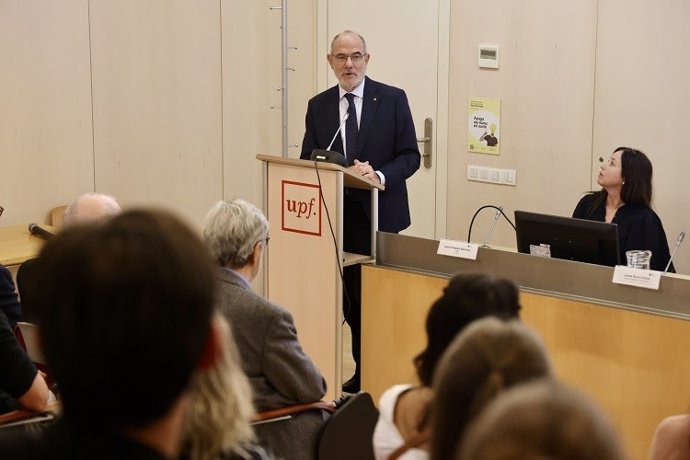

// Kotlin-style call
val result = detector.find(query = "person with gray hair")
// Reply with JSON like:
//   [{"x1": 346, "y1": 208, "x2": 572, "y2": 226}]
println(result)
[
  {"x1": 62, "y1": 192, "x2": 121, "y2": 227},
  {"x1": 203, "y1": 199, "x2": 327, "y2": 460}
]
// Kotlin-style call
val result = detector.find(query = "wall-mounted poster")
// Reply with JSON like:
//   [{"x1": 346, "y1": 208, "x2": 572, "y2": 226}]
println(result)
[{"x1": 468, "y1": 98, "x2": 501, "y2": 155}]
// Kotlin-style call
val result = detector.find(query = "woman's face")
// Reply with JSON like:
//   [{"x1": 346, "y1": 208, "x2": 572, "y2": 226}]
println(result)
[{"x1": 597, "y1": 150, "x2": 624, "y2": 190}]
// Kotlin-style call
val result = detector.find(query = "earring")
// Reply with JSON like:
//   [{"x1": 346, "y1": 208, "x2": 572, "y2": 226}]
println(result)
[{"x1": 622, "y1": 181, "x2": 625, "y2": 184}]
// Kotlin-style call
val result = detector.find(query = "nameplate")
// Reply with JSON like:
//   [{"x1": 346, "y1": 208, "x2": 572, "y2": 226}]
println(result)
[
  {"x1": 437, "y1": 240, "x2": 479, "y2": 260},
  {"x1": 612, "y1": 266, "x2": 661, "y2": 290}
]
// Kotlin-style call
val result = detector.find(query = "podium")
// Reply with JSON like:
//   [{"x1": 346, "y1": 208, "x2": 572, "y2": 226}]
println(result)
[{"x1": 257, "y1": 154, "x2": 384, "y2": 400}]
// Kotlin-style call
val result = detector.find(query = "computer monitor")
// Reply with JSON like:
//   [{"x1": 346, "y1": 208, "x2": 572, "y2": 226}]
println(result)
[{"x1": 514, "y1": 210, "x2": 620, "y2": 267}]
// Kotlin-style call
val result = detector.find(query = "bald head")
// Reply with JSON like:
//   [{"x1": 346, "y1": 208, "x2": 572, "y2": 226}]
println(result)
[{"x1": 63, "y1": 193, "x2": 121, "y2": 227}]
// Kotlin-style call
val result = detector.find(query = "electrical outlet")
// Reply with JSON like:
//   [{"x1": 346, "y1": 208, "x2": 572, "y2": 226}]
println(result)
[{"x1": 467, "y1": 165, "x2": 517, "y2": 186}]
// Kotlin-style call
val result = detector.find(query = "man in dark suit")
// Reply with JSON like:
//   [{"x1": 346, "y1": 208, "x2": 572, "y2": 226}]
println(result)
[
  {"x1": 300, "y1": 30, "x2": 421, "y2": 392},
  {"x1": 203, "y1": 199, "x2": 328, "y2": 460}
]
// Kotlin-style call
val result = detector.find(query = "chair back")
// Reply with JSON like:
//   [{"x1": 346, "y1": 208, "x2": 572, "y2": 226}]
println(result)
[
  {"x1": 14, "y1": 321, "x2": 46, "y2": 365},
  {"x1": 317, "y1": 392, "x2": 378, "y2": 460}
]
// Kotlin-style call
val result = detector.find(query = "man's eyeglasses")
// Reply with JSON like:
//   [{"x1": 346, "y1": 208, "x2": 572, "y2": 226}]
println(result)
[{"x1": 331, "y1": 53, "x2": 367, "y2": 63}]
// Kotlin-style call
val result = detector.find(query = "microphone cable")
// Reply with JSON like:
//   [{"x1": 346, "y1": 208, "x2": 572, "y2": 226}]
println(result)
[
  {"x1": 313, "y1": 159, "x2": 352, "y2": 323},
  {"x1": 467, "y1": 205, "x2": 516, "y2": 244}
]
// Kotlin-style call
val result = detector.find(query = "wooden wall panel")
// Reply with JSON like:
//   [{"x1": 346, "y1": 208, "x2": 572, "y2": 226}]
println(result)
[
  {"x1": 0, "y1": 0, "x2": 93, "y2": 225},
  {"x1": 89, "y1": 0, "x2": 223, "y2": 228}
]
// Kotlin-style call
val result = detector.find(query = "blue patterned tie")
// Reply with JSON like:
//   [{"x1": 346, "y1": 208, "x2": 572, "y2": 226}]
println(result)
[{"x1": 344, "y1": 93, "x2": 359, "y2": 162}]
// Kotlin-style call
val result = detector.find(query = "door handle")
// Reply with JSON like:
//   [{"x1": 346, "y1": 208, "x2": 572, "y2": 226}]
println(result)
[{"x1": 416, "y1": 118, "x2": 433, "y2": 168}]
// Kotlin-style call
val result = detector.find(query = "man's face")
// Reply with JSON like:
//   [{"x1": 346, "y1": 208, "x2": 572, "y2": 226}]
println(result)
[{"x1": 327, "y1": 33, "x2": 370, "y2": 92}]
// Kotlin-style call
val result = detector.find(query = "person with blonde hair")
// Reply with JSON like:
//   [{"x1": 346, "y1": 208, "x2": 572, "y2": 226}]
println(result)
[
  {"x1": 182, "y1": 314, "x2": 269, "y2": 460},
  {"x1": 457, "y1": 380, "x2": 626, "y2": 460},
  {"x1": 430, "y1": 317, "x2": 552, "y2": 460}
]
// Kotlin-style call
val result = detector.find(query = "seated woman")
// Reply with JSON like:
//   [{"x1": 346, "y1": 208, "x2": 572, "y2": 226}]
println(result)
[
  {"x1": 457, "y1": 380, "x2": 625, "y2": 460},
  {"x1": 647, "y1": 413, "x2": 690, "y2": 460},
  {"x1": 573, "y1": 146, "x2": 674, "y2": 271},
  {"x1": 429, "y1": 318, "x2": 552, "y2": 460},
  {"x1": 372, "y1": 274, "x2": 521, "y2": 460}
]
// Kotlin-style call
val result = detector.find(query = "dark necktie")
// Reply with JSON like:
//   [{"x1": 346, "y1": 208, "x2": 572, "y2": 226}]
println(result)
[{"x1": 344, "y1": 93, "x2": 359, "y2": 162}]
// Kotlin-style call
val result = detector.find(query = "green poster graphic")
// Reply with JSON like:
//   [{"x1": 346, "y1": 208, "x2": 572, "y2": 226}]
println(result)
[{"x1": 468, "y1": 98, "x2": 501, "y2": 155}]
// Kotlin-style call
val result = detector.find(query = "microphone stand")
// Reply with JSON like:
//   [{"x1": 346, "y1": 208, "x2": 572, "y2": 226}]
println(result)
[
  {"x1": 467, "y1": 205, "x2": 516, "y2": 244},
  {"x1": 664, "y1": 231, "x2": 685, "y2": 273},
  {"x1": 482, "y1": 206, "x2": 503, "y2": 248}
]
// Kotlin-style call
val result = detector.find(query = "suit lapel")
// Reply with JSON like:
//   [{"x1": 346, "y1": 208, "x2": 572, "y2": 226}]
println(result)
[{"x1": 358, "y1": 77, "x2": 380, "y2": 161}]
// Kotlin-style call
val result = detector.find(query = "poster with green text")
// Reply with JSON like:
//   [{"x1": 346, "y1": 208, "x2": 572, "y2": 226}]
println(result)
[{"x1": 468, "y1": 98, "x2": 501, "y2": 155}]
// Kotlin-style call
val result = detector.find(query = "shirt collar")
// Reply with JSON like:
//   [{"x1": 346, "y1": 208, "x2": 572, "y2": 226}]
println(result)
[
  {"x1": 222, "y1": 267, "x2": 252, "y2": 289},
  {"x1": 339, "y1": 78, "x2": 365, "y2": 100}
]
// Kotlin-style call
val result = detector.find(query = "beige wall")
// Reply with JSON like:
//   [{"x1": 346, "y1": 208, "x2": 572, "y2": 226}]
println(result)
[
  {"x1": 0, "y1": 0, "x2": 315, "y2": 230},
  {"x1": 446, "y1": 0, "x2": 598, "y2": 249},
  {"x1": 446, "y1": 0, "x2": 689, "y2": 272},
  {"x1": 0, "y1": 0, "x2": 94, "y2": 224},
  {"x1": 1, "y1": 0, "x2": 688, "y2": 271}
]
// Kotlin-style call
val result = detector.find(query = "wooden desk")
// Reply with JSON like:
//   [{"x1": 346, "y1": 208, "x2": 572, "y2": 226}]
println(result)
[
  {"x1": 362, "y1": 233, "x2": 690, "y2": 460},
  {"x1": 0, "y1": 224, "x2": 49, "y2": 273}
]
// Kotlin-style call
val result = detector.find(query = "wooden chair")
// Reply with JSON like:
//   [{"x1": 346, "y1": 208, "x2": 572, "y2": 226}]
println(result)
[
  {"x1": 251, "y1": 401, "x2": 336, "y2": 426},
  {"x1": 50, "y1": 205, "x2": 67, "y2": 228},
  {"x1": 0, "y1": 401, "x2": 60, "y2": 433}
]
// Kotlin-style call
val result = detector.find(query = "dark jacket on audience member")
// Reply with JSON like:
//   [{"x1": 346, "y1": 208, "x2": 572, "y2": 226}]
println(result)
[
  {"x1": 573, "y1": 193, "x2": 674, "y2": 272},
  {"x1": 215, "y1": 268, "x2": 328, "y2": 460},
  {"x1": 0, "y1": 264, "x2": 22, "y2": 325},
  {"x1": 0, "y1": 309, "x2": 38, "y2": 413}
]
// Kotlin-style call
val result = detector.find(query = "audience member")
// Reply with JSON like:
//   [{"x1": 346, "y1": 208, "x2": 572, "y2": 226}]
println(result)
[
  {"x1": 62, "y1": 192, "x2": 121, "y2": 227},
  {"x1": 0, "y1": 209, "x2": 220, "y2": 459},
  {"x1": 458, "y1": 379, "x2": 626, "y2": 460},
  {"x1": 17, "y1": 192, "x2": 122, "y2": 322},
  {"x1": 373, "y1": 273, "x2": 521, "y2": 460},
  {"x1": 203, "y1": 199, "x2": 327, "y2": 460},
  {"x1": 0, "y1": 309, "x2": 50, "y2": 414},
  {"x1": 182, "y1": 314, "x2": 272, "y2": 460},
  {"x1": 430, "y1": 317, "x2": 552, "y2": 460},
  {"x1": 647, "y1": 413, "x2": 690, "y2": 460},
  {"x1": 0, "y1": 263, "x2": 21, "y2": 324}
]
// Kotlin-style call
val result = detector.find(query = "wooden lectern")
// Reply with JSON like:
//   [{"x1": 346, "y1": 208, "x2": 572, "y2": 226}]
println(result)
[{"x1": 256, "y1": 154, "x2": 384, "y2": 400}]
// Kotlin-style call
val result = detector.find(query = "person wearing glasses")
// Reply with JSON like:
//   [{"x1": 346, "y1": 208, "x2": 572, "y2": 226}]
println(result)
[
  {"x1": 300, "y1": 30, "x2": 421, "y2": 393},
  {"x1": 203, "y1": 199, "x2": 327, "y2": 460}
]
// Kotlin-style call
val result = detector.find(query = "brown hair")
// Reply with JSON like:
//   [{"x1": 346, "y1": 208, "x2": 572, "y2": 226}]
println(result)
[
  {"x1": 430, "y1": 318, "x2": 551, "y2": 460},
  {"x1": 458, "y1": 379, "x2": 626, "y2": 460}
]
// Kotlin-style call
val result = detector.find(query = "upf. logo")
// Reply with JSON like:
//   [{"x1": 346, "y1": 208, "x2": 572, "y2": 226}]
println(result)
[{"x1": 281, "y1": 180, "x2": 322, "y2": 236}]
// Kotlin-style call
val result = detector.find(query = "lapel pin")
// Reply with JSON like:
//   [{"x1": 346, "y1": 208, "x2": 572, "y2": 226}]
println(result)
[{"x1": 373, "y1": 97, "x2": 377, "y2": 101}]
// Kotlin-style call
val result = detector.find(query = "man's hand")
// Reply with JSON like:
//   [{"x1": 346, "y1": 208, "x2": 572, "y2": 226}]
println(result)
[{"x1": 351, "y1": 159, "x2": 381, "y2": 183}]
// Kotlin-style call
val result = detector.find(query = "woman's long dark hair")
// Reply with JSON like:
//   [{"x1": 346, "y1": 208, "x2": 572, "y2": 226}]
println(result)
[
  {"x1": 586, "y1": 146, "x2": 653, "y2": 216},
  {"x1": 413, "y1": 273, "x2": 521, "y2": 387}
]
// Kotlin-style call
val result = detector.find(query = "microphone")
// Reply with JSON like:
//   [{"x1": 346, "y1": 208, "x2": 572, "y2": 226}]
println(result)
[
  {"x1": 664, "y1": 231, "x2": 685, "y2": 273},
  {"x1": 327, "y1": 112, "x2": 349, "y2": 151},
  {"x1": 482, "y1": 206, "x2": 503, "y2": 248},
  {"x1": 310, "y1": 113, "x2": 349, "y2": 167},
  {"x1": 28, "y1": 223, "x2": 54, "y2": 240}
]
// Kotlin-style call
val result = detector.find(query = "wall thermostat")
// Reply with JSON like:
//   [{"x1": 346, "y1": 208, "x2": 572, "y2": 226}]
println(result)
[{"x1": 478, "y1": 44, "x2": 499, "y2": 69}]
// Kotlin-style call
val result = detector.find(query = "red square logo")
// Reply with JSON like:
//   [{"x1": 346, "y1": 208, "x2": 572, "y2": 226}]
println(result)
[{"x1": 281, "y1": 180, "x2": 322, "y2": 236}]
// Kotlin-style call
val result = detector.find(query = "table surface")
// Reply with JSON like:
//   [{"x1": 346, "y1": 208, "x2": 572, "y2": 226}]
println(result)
[{"x1": 0, "y1": 224, "x2": 51, "y2": 266}]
